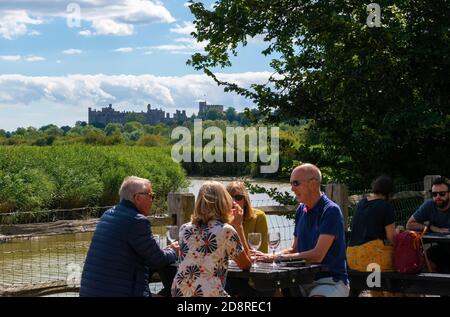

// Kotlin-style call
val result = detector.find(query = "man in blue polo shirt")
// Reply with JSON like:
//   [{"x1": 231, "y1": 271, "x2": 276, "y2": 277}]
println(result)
[{"x1": 260, "y1": 163, "x2": 349, "y2": 297}]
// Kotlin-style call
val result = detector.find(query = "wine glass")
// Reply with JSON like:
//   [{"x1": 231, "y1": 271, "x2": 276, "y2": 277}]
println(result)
[
  {"x1": 248, "y1": 232, "x2": 262, "y2": 268},
  {"x1": 153, "y1": 234, "x2": 161, "y2": 247},
  {"x1": 269, "y1": 232, "x2": 281, "y2": 267},
  {"x1": 166, "y1": 225, "x2": 179, "y2": 244}
]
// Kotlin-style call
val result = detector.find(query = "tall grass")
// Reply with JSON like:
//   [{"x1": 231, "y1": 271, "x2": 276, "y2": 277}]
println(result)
[{"x1": 0, "y1": 145, "x2": 188, "y2": 215}]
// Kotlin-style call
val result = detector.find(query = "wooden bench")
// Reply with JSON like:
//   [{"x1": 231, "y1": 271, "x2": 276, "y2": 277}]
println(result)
[{"x1": 348, "y1": 270, "x2": 450, "y2": 296}]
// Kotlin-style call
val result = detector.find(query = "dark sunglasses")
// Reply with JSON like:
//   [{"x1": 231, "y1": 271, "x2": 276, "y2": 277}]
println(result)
[
  {"x1": 431, "y1": 191, "x2": 449, "y2": 198},
  {"x1": 232, "y1": 194, "x2": 245, "y2": 201}
]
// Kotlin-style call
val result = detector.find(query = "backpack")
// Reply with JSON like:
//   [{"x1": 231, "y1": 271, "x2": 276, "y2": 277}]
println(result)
[{"x1": 393, "y1": 229, "x2": 430, "y2": 273}]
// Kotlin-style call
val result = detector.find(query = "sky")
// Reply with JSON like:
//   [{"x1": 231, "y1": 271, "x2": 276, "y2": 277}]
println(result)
[{"x1": 0, "y1": 0, "x2": 274, "y2": 131}]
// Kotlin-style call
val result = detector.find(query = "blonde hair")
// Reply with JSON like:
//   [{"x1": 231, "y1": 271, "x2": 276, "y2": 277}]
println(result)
[
  {"x1": 192, "y1": 181, "x2": 233, "y2": 226},
  {"x1": 226, "y1": 181, "x2": 255, "y2": 220}
]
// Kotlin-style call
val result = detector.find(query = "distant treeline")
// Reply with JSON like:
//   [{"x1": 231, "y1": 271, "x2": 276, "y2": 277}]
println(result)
[
  {"x1": 1, "y1": 116, "x2": 390, "y2": 188},
  {"x1": 0, "y1": 107, "x2": 257, "y2": 147}
]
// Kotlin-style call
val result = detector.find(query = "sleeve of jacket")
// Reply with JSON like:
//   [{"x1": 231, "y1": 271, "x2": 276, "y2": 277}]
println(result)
[{"x1": 128, "y1": 215, "x2": 177, "y2": 269}]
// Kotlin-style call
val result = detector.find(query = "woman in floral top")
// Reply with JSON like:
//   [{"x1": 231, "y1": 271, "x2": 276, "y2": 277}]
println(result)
[{"x1": 171, "y1": 181, "x2": 252, "y2": 297}]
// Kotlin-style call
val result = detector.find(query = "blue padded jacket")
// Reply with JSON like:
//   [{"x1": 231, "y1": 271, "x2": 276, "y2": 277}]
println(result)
[{"x1": 79, "y1": 199, "x2": 176, "y2": 297}]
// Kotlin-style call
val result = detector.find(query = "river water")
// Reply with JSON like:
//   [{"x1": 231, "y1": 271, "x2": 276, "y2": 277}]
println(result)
[{"x1": 0, "y1": 177, "x2": 295, "y2": 295}]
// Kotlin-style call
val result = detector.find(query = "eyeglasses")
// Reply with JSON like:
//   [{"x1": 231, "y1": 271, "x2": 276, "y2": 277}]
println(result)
[
  {"x1": 290, "y1": 178, "x2": 318, "y2": 187},
  {"x1": 232, "y1": 194, "x2": 245, "y2": 201},
  {"x1": 431, "y1": 191, "x2": 449, "y2": 198},
  {"x1": 137, "y1": 192, "x2": 156, "y2": 200},
  {"x1": 290, "y1": 180, "x2": 303, "y2": 187}
]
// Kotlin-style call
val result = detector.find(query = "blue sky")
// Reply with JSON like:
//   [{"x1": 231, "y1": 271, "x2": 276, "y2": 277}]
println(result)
[{"x1": 0, "y1": 0, "x2": 273, "y2": 131}]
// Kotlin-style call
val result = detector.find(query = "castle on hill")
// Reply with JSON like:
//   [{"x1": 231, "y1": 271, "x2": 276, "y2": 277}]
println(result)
[{"x1": 88, "y1": 101, "x2": 224, "y2": 126}]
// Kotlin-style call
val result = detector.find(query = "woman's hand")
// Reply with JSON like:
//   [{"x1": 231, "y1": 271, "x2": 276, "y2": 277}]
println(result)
[
  {"x1": 250, "y1": 249, "x2": 265, "y2": 257},
  {"x1": 256, "y1": 253, "x2": 277, "y2": 263},
  {"x1": 230, "y1": 201, "x2": 244, "y2": 228}
]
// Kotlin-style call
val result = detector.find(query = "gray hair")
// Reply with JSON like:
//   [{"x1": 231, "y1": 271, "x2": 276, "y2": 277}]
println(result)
[{"x1": 119, "y1": 176, "x2": 151, "y2": 201}]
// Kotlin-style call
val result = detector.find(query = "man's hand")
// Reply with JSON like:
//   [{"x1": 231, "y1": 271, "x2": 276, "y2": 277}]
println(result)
[{"x1": 168, "y1": 241, "x2": 180, "y2": 255}]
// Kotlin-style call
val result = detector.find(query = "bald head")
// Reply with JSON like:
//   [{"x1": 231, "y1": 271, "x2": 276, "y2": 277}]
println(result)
[{"x1": 292, "y1": 163, "x2": 322, "y2": 184}]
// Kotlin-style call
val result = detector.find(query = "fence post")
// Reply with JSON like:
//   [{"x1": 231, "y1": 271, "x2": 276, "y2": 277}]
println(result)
[
  {"x1": 168, "y1": 192, "x2": 195, "y2": 228},
  {"x1": 325, "y1": 183, "x2": 349, "y2": 230},
  {"x1": 423, "y1": 175, "x2": 440, "y2": 201}
]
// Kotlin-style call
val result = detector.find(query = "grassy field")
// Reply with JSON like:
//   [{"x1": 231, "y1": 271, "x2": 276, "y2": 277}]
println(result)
[{"x1": 0, "y1": 145, "x2": 187, "y2": 215}]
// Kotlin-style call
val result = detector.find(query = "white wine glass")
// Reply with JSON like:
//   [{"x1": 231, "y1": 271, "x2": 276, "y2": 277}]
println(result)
[
  {"x1": 269, "y1": 232, "x2": 281, "y2": 267},
  {"x1": 166, "y1": 225, "x2": 179, "y2": 244},
  {"x1": 248, "y1": 232, "x2": 262, "y2": 268}
]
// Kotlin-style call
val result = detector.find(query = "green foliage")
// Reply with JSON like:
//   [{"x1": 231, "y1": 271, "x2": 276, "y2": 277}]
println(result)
[
  {"x1": 136, "y1": 134, "x2": 166, "y2": 146},
  {"x1": 200, "y1": 108, "x2": 226, "y2": 121},
  {"x1": 0, "y1": 145, "x2": 187, "y2": 214},
  {"x1": 188, "y1": 0, "x2": 450, "y2": 187},
  {"x1": 104, "y1": 123, "x2": 124, "y2": 136}
]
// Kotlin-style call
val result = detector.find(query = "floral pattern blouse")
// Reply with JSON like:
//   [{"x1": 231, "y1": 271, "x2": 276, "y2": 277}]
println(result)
[{"x1": 171, "y1": 220, "x2": 243, "y2": 297}]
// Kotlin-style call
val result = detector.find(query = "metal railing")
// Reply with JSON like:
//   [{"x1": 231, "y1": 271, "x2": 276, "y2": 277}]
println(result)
[{"x1": 0, "y1": 179, "x2": 431, "y2": 296}]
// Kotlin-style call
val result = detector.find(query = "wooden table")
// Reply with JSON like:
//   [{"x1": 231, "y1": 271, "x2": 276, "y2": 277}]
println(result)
[{"x1": 226, "y1": 261, "x2": 325, "y2": 297}]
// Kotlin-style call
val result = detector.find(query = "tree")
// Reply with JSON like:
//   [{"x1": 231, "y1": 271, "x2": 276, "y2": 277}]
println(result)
[
  {"x1": 203, "y1": 108, "x2": 226, "y2": 121},
  {"x1": 225, "y1": 107, "x2": 238, "y2": 122},
  {"x1": 40, "y1": 125, "x2": 64, "y2": 137},
  {"x1": 60, "y1": 126, "x2": 72, "y2": 135},
  {"x1": 124, "y1": 121, "x2": 144, "y2": 133},
  {"x1": 188, "y1": 0, "x2": 450, "y2": 185},
  {"x1": 104, "y1": 123, "x2": 123, "y2": 136}
]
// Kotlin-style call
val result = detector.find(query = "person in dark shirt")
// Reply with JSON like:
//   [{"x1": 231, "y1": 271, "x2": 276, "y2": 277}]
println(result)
[
  {"x1": 406, "y1": 176, "x2": 450, "y2": 273},
  {"x1": 347, "y1": 175, "x2": 397, "y2": 272}
]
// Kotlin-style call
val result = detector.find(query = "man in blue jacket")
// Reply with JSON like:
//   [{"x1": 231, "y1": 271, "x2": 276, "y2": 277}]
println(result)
[{"x1": 80, "y1": 176, "x2": 179, "y2": 297}]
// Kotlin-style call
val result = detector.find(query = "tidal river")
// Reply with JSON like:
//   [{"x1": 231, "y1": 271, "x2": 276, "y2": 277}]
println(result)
[{"x1": 0, "y1": 177, "x2": 295, "y2": 295}]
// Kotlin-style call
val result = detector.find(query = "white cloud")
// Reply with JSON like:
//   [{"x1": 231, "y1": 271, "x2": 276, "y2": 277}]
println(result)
[
  {"x1": 0, "y1": 55, "x2": 21, "y2": 61},
  {"x1": 0, "y1": 72, "x2": 272, "y2": 130},
  {"x1": 62, "y1": 49, "x2": 83, "y2": 55},
  {"x1": 153, "y1": 37, "x2": 207, "y2": 54},
  {"x1": 25, "y1": 55, "x2": 45, "y2": 62},
  {"x1": 170, "y1": 21, "x2": 195, "y2": 35},
  {"x1": 56, "y1": 60, "x2": 62, "y2": 64},
  {"x1": 78, "y1": 30, "x2": 93, "y2": 37},
  {"x1": 27, "y1": 30, "x2": 41, "y2": 36},
  {"x1": 0, "y1": 10, "x2": 44, "y2": 40},
  {"x1": 114, "y1": 47, "x2": 134, "y2": 53},
  {"x1": 0, "y1": 0, "x2": 175, "y2": 39},
  {"x1": 91, "y1": 19, "x2": 134, "y2": 36}
]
